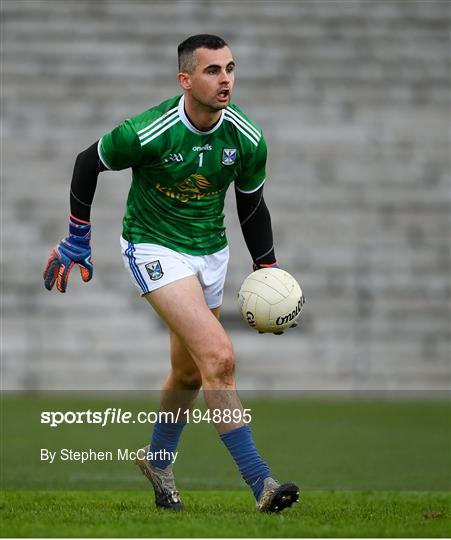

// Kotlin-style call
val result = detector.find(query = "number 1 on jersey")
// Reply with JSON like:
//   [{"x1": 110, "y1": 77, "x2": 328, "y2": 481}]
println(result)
[{"x1": 198, "y1": 152, "x2": 204, "y2": 167}]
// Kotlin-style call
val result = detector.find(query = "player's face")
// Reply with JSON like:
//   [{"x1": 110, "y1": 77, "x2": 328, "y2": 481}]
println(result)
[{"x1": 184, "y1": 47, "x2": 235, "y2": 111}]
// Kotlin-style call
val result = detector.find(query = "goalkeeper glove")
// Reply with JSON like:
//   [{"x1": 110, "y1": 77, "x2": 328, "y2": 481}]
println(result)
[{"x1": 43, "y1": 215, "x2": 93, "y2": 293}]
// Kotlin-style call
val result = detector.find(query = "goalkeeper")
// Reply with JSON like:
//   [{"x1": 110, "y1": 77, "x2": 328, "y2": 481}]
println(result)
[{"x1": 43, "y1": 34, "x2": 299, "y2": 513}]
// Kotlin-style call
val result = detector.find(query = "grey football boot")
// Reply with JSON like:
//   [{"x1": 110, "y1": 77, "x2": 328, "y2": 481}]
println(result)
[
  {"x1": 135, "y1": 445, "x2": 183, "y2": 510},
  {"x1": 256, "y1": 477, "x2": 300, "y2": 512}
]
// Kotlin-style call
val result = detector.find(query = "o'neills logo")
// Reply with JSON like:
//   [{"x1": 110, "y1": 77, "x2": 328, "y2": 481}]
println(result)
[
  {"x1": 192, "y1": 144, "x2": 212, "y2": 152},
  {"x1": 276, "y1": 299, "x2": 303, "y2": 326},
  {"x1": 246, "y1": 311, "x2": 256, "y2": 327}
]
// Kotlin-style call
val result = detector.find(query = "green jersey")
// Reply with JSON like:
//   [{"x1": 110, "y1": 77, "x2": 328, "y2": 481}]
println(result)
[{"x1": 98, "y1": 95, "x2": 267, "y2": 255}]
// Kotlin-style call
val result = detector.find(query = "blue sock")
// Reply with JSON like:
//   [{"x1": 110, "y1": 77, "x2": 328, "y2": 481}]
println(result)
[
  {"x1": 149, "y1": 420, "x2": 186, "y2": 469},
  {"x1": 220, "y1": 425, "x2": 270, "y2": 500}
]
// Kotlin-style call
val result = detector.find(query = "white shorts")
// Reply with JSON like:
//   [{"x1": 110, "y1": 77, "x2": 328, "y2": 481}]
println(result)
[{"x1": 120, "y1": 237, "x2": 229, "y2": 309}]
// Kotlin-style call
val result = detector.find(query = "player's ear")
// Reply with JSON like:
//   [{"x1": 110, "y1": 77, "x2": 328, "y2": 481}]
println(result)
[{"x1": 178, "y1": 72, "x2": 192, "y2": 91}]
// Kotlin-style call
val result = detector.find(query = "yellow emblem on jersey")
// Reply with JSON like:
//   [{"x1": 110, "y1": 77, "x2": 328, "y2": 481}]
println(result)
[
  {"x1": 155, "y1": 174, "x2": 225, "y2": 202},
  {"x1": 177, "y1": 174, "x2": 211, "y2": 194}
]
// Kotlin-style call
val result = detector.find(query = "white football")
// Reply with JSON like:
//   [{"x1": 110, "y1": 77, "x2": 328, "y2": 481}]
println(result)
[{"x1": 237, "y1": 268, "x2": 305, "y2": 333}]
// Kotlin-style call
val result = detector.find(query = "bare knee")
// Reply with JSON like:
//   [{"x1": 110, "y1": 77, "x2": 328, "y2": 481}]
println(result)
[
  {"x1": 200, "y1": 343, "x2": 236, "y2": 387},
  {"x1": 171, "y1": 366, "x2": 202, "y2": 390}
]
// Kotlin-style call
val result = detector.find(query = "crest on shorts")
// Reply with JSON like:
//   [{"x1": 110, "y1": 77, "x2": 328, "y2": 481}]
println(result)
[
  {"x1": 222, "y1": 148, "x2": 237, "y2": 165},
  {"x1": 145, "y1": 260, "x2": 164, "y2": 281}
]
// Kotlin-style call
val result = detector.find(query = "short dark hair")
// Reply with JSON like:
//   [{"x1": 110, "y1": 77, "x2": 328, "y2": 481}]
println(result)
[{"x1": 178, "y1": 34, "x2": 228, "y2": 73}]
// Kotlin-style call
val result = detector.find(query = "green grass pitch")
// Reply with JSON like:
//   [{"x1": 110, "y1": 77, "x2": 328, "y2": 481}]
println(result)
[
  {"x1": 1, "y1": 394, "x2": 450, "y2": 537},
  {"x1": 2, "y1": 490, "x2": 449, "y2": 537}
]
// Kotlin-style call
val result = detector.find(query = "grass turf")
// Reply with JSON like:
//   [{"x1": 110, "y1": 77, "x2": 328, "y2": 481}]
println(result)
[
  {"x1": 1, "y1": 394, "x2": 450, "y2": 536},
  {"x1": 1, "y1": 490, "x2": 450, "y2": 537}
]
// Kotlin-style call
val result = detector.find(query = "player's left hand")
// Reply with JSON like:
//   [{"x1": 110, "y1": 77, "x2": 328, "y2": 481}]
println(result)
[{"x1": 253, "y1": 261, "x2": 300, "y2": 335}]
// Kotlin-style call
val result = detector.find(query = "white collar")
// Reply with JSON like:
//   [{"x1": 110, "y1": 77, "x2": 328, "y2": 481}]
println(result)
[{"x1": 178, "y1": 95, "x2": 225, "y2": 135}]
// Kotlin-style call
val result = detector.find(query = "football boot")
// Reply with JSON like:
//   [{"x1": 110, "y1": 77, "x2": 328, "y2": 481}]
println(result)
[
  {"x1": 256, "y1": 477, "x2": 300, "y2": 513},
  {"x1": 135, "y1": 445, "x2": 183, "y2": 510}
]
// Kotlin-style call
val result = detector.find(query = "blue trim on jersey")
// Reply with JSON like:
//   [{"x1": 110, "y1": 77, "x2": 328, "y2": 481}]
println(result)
[{"x1": 126, "y1": 242, "x2": 149, "y2": 293}]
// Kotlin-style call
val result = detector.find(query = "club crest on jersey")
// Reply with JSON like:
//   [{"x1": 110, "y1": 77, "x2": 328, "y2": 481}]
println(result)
[
  {"x1": 222, "y1": 148, "x2": 237, "y2": 165},
  {"x1": 145, "y1": 260, "x2": 164, "y2": 281}
]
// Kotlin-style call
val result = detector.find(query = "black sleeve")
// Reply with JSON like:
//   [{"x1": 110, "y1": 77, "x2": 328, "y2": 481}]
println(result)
[
  {"x1": 235, "y1": 184, "x2": 277, "y2": 266},
  {"x1": 70, "y1": 141, "x2": 107, "y2": 222}
]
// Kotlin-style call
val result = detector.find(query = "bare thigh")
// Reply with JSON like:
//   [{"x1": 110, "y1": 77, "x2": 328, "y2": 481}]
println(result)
[
  {"x1": 168, "y1": 306, "x2": 221, "y2": 383},
  {"x1": 144, "y1": 276, "x2": 234, "y2": 387},
  {"x1": 169, "y1": 307, "x2": 221, "y2": 372},
  {"x1": 145, "y1": 277, "x2": 244, "y2": 432}
]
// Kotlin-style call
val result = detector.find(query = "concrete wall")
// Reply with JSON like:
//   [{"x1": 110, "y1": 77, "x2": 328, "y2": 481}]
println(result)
[{"x1": 2, "y1": 0, "x2": 449, "y2": 390}]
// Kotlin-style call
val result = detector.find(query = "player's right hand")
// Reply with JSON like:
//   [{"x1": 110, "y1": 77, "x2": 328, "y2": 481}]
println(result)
[{"x1": 43, "y1": 215, "x2": 93, "y2": 293}]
